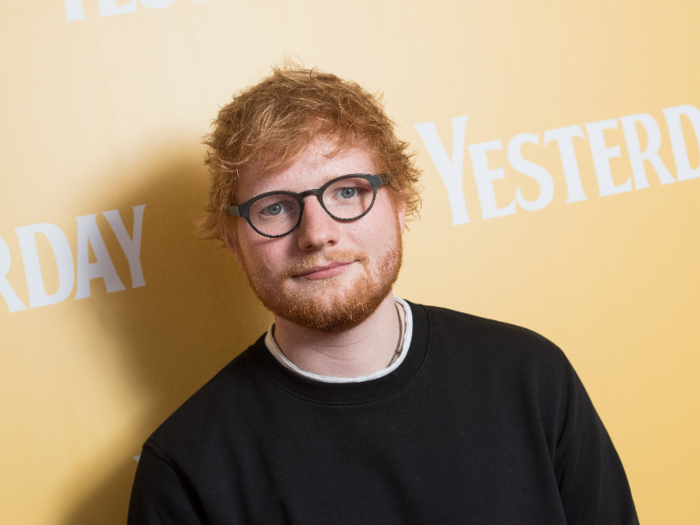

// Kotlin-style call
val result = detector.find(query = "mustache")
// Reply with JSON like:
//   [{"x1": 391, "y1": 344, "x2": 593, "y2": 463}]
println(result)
[{"x1": 282, "y1": 250, "x2": 370, "y2": 279}]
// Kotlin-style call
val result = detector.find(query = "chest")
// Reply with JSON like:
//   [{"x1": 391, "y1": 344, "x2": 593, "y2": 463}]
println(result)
[{"x1": 185, "y1": 384, "x2": 566, "y2": 525}]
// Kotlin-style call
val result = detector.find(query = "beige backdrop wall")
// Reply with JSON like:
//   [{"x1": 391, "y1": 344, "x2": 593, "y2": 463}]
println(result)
[{"x1": 1, "y1": 1, "x2": 699, "y2": 523}]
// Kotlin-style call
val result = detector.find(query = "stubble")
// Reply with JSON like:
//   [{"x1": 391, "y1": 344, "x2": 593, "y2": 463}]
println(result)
[{"x1": 239, "y1": 224, "x2": 403, "y2": 332}]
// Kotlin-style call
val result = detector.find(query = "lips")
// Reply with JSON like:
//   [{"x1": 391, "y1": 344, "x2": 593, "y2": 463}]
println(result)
[
  {"x1": 281, "y1": 250, "x2": 370, "y2": 281},
  {"x1": 294, "y1": 261, "x2": 354, "y2": 279}
]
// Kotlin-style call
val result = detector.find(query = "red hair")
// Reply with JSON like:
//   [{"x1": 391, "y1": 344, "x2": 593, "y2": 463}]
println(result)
[{"x1": 200, "y1": 64, "x2": 421, "y2": 240}]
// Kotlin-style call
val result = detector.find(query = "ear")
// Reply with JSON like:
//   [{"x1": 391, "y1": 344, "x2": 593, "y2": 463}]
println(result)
[
  {"x1": 395, "y1": 198, "x2": 407, "y2": 236},
  {"x1": 221, "y1": 222, "x2": 244, "y2": 267}
]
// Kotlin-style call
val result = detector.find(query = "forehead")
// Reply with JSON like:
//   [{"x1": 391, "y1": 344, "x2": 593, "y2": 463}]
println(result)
[{"x1": 236, "y1": 139, "x2": 379, "y2": 201}]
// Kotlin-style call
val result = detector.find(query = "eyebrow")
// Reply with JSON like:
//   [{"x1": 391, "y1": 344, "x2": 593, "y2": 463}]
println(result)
[{"x1": 253, "y1": 173, "x2": 371, "y2": 196}]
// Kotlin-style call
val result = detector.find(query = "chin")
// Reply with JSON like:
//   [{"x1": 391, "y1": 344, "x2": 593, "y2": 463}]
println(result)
[
  {"x1": 276, "y1": 291, "x2": 390, "y2": 332},
  {"x1": 243, "y1": 222, "x2": 403, "y2": 333}
]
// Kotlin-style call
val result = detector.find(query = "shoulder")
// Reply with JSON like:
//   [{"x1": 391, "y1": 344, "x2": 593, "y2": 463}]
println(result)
[
  {"x1": 143, "y1": 336, "x2": 267, "y2": 461},
  {"x1": 411, "y1": 302, "x2": 571, "y2": 381},
  {"x1": 408, "y1": 302, "x2": 580, "y2": 444}
]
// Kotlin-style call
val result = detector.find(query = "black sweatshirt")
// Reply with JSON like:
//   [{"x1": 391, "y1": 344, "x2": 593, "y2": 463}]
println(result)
[{"x1": 128, "y1": 302, "x2": 638, "y2": 524}]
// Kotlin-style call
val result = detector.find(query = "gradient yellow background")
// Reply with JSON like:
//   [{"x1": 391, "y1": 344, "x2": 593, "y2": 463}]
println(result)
[{"x1": 1, "y1": 1, "x2": 698, "y2": 523}]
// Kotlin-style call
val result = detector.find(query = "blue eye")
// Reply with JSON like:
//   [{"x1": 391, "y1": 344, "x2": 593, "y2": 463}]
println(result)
[
  {"x1": 339, "y1": 188, "x2": 357, "y2": 199},
  {"x1": 263, "y1": 202, "x2": 287, "y2": 216}
]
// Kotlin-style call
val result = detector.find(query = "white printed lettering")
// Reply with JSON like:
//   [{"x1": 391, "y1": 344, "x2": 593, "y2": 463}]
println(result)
[
  {"x1": 468, "y1": 140, "x2": 516, "y2": 219},
  {"x1": 543, "y1": 125, "x2": 588, "y2": 203},
  {"x1": 414, "y1": 117, "x2": 471, "y2": 224},
  {"x1": 140, "y1": 0, "x2": 176, "y2": 8},
  {"x1": 663, "y1": 105, "x2": 700, "y2": 181},
  {"x1": 63, "y1": 0, "x2": 87, "y2": 21},
  {"x1": 620, "y1": 113, "x2": 675, "y2": 189},
  {"x1": 585, "y1": 119, "x2": 631, "y2": 196},
  {"x1": 64, "y1": 0, "x2": 212, "y2": 21},
  {"x1": 0, "y1": 237, "x2": 27, "y2": 313},
  {"x1": 104, "y1": 205, "x2": 146, "y2": 288},
  {"x1": 507, "y1": 133, "x2": 554, "y2": 211},
  {"x1": 15, "y1": 224, "x2": 75, "y2": 309},
  {"x1": 75, "y1": 214, "x2": 126, "y2": 299}
]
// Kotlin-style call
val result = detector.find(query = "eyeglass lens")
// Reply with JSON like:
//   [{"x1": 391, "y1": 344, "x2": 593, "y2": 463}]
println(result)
[{"x1": 248, "y1": 176, "x2": 376, "y2": 237}]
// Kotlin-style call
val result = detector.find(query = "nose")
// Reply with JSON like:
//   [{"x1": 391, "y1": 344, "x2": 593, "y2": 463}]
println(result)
[{"x1": 296, "y1": 196, "x2": 340, "y2": 251}]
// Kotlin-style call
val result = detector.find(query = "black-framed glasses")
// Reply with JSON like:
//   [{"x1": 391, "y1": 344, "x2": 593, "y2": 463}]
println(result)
[{"x1": 227, "y1": 173, "x2": 392, "y2": 238}]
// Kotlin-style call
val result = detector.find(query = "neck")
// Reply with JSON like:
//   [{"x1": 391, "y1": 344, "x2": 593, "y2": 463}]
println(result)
[{"x1": 273, "y1": 293, "x2": 403, "y2": 378}]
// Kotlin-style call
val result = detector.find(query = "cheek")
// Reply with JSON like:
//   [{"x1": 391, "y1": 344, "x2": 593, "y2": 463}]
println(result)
[
  {"x1": 350, "y1": 219, "x2": 398, "y2": 256},
  {"x1": 237, "y1": 230, "x2": 271, "y2": 272},
  {"x1": 362, "y1": 200, "x2": 401, "y2": 244},
  {"x1": 246, "y1": 239, "x2": 294, "y2": 276},
  {"x1": 258, "y1": 251, "x2": 282, "y2": 274}
]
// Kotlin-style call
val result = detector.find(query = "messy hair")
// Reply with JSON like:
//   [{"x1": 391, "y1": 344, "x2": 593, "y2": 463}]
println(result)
[{"x1": 199, "y1": 63, "x2": 421, "y2": 241}]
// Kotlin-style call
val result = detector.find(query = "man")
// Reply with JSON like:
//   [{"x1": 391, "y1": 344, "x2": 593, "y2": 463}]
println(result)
[{"x1": 128, "y1": 66, "x2": 638, "y2": 524}]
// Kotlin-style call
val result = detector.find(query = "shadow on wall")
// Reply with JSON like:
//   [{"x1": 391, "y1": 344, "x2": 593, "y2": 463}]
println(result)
[{"x1": 61, "y1": 143, "x2": 271, "y2": 525}]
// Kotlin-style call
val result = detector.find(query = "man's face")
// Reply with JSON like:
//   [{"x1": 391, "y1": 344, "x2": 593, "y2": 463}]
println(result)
[{"x1": 226, "y1": 137, "x2": 406, "y2": 332}]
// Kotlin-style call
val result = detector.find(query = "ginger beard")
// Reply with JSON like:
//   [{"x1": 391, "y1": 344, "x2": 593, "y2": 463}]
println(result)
[{"x1": 236, "y1": 217, "x2": 403, "y2": 332}]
